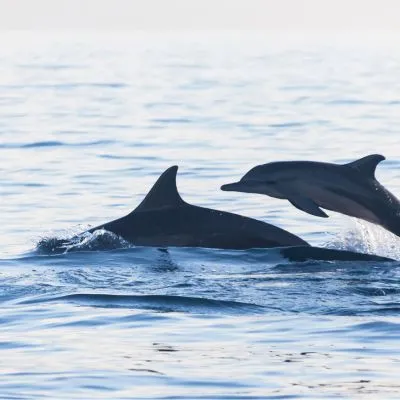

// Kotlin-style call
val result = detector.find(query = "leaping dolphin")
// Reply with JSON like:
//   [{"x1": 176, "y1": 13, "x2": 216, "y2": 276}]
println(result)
[
  {"x1": 221, "y1": 154, "x2": 400, "y2": 237},
  {"x1": 77, "y1": 166, "x2": 309, "y2": 249}
]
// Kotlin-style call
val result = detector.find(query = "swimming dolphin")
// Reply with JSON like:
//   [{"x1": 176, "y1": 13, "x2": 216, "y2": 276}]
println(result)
[
  {"x1": 278, "y1": 246, "x2": 394, "y2": 262},
  {"x1": 77, "y1": 166, "x2": 309, "y2": 249},
  {"x1": 221, "y1": 154, "x2": 400, "y2": 237}
]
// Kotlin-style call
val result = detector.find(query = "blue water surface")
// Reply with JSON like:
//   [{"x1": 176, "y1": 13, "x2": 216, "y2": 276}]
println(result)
[{"x1": 1, "y1": 32, "x2": 400, "y2": 399}]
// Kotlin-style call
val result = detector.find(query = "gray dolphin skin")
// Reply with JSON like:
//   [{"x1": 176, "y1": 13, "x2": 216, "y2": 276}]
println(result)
[
  {"x1": 279, "y1": 246, "x2": 394, "y2": 262},
  {"x1": 221, "y1": 154, "x2": 400, "y2": 237},
  {"x1": 85, "y1": 166, "x2": 309, "y2": 249}
]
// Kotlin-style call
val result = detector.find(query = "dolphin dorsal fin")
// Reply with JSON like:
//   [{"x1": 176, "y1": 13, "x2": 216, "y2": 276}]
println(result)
[
  {"x1": 134, "y1": 166, "x2": 186, "y2": 212},
  {"x1": 345, "y1": 154, "x2": 385, "y2": 178}
]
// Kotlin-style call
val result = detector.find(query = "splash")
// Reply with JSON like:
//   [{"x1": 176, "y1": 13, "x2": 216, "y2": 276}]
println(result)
[
  {"x1": 325, "y1": 219, "x2": 400, "y2": 260},
  {"x1": 35, "y1": 228, "x2": 132, "y2": 255}
]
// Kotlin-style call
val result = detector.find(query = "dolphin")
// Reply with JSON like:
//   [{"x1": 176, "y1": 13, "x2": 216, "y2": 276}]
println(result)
[
  {"x1": 71, "y1": 166, "x2": 309, "y2": 249},
  {"x1": 278, "y1": 246, "x2": 394, "y2": 262},
  {"x1": 221, "y1": 154, "x2": 400, "y2": 237}
]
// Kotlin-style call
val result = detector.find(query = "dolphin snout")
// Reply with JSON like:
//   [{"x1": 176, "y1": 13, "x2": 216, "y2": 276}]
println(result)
[{"x1": 221, "y1": 181, "x2": 247, "y2": 191}]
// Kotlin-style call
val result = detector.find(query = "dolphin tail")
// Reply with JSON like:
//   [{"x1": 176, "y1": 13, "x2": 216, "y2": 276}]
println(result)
[{"x1": 280, "y1": 246, "x2": 394, "y2": 262}]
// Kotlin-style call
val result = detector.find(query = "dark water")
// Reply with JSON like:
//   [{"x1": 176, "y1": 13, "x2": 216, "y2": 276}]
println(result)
[{"x1": 1, "y1": 32, "x2": 400, "y2": 399}]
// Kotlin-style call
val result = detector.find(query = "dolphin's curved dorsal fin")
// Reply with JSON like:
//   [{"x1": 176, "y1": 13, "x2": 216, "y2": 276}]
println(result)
[
  {"x1": 344, "y1": 154, "x2": 385, "y2": 178},
  {"x1": 134, "y1": 166, "x2": 186, "y2": 212}
]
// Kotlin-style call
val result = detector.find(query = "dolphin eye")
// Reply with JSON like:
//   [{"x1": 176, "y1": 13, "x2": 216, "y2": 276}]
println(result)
[{"x1": 265, "y1": 180, "x2": 276, "y2": 185}]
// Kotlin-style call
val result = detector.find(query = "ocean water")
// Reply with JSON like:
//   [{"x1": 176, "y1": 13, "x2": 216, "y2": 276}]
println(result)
[{"x1": 1, "y1": 32, "x2": 400, "y2": 399}]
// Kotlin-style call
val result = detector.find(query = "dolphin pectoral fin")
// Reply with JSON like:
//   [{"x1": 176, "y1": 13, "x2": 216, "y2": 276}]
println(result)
[{"x1": 287, "y1": 196, "x2": 329, "y2": 218}]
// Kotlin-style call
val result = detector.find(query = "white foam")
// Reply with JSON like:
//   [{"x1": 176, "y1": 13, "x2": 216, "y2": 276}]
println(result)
[{"x1": 325, "y1": 219, "x2": 400, "y2": 260}]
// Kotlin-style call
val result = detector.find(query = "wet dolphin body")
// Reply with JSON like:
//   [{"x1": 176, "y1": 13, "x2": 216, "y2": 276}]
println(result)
[
  {"x1": 221, "y1": 154, "x2": 400, "y2": 237},
  {"x1": 81, "y1": 166, "x2": 309, "y2": 249},
  {"x1": 278, "y1": 246, "x2": 394, "y2": 262}
]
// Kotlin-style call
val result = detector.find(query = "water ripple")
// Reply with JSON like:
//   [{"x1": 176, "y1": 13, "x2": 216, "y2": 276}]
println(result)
[
  {"x1": 2, "y1": 32, "x2": 400, "y2": 399},
  {"x1": 0, "y1": 139, "x2": 116, "y2": 149},
  {"x1": 20, "y1": 293, "x2": 266, "y2": 315}
]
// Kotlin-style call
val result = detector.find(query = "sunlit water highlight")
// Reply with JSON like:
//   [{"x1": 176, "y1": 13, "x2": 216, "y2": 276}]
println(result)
[{"x1": 1, "y1": 32, "x2": 400, "y2": 399}]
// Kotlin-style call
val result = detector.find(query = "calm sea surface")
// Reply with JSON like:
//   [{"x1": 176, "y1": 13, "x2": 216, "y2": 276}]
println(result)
[{"x1": 1, "y1": 32, "x2": 400, "y2": 399}]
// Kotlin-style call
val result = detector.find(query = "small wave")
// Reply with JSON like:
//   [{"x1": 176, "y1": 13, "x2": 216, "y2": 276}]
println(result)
[
  {"x1": 20, "y1": 293, "x2": 265, "y2": 314},
  {"x1": 268, "y1": 121, "x2": 305, "y2": 128},
  {"x1": 18, "y1": 63, "x2": 83, "y2": 70},
  {"x1": 352, "y1": 287, "x2": 400, "y2": 297},
  {"x1": 326, "y1": 99, "x2": 368, "y2": 105},
  {"x1": 0, "y1": 82, "x2": 128, "y2": 90},
  {"x1": 21, "y1": 141, "x2": 64, "y2": 148},
  {"x1": 361, "y1": 305, "x2": 400, "y2": 316},
  {"x1": 0, "y1": 140, "x2": 115, "y2": 149},
  {"x1": 35, "y1": 229, "x2": 131, "y2": 255},
  {"x1": 151, "y1": 117, "x2": 192, "y2": 124},
  {"x1": 353, "y1": 321, "x2": 400, "y2": 332}
]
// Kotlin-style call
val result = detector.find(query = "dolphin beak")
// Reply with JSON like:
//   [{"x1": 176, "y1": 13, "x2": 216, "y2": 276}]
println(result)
[{"x1": 221, "y1": 181, "x2": 245, "y2": 191}]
